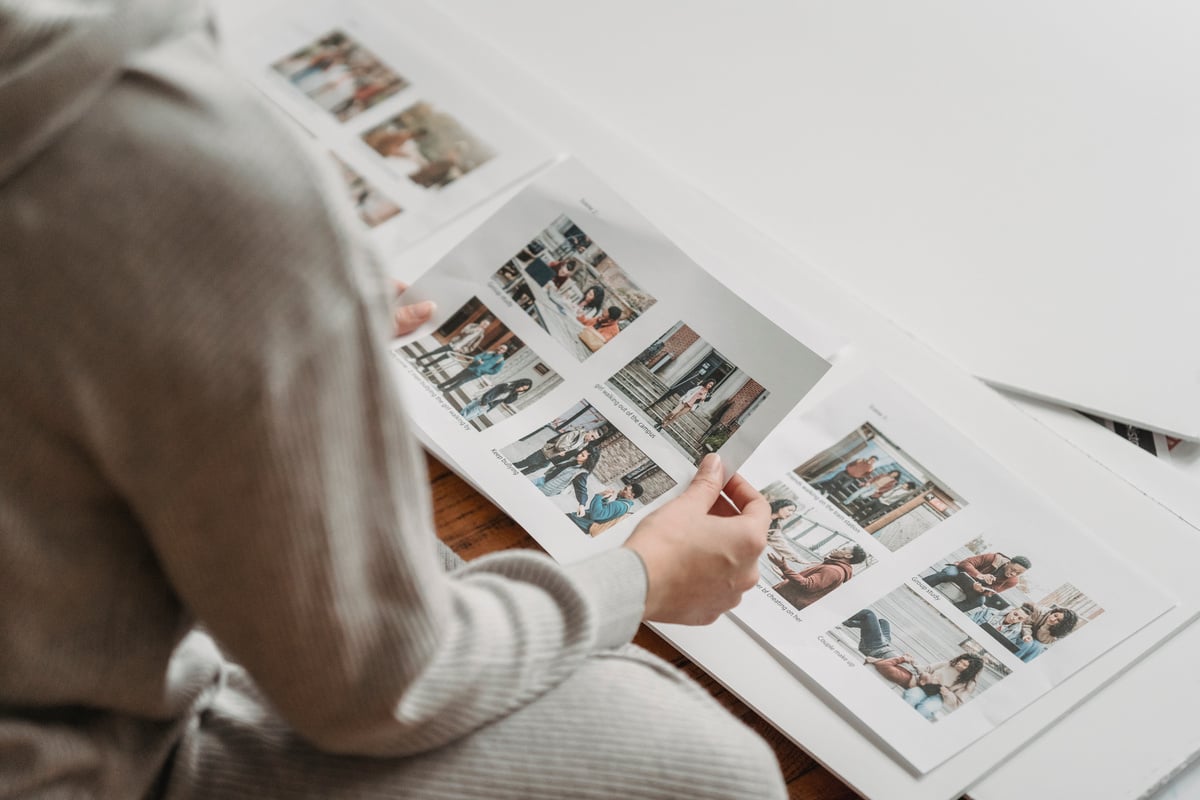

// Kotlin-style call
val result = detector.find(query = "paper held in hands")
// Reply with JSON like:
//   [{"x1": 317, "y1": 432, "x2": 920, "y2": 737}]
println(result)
[{"x1": 388, "y1": 159, "x2": 830, "y2": 559}]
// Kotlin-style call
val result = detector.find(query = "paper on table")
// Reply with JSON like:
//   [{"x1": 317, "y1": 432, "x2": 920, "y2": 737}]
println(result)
[
  {"x1": 730, "y1": 355, "x2": 1174, "y2": 774},
  {"x1": 217, "y1": 0, "x2": 559, "y2": 255}
]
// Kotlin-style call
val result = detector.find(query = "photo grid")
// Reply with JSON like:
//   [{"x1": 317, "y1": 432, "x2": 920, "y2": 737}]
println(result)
[
  {"x1": 795, "y1": 422, "x2": 966, "y2": 551},
  {"x1": 607, "y1": 322, "x2": 769, "y2": 466},
  {"x1": 499, "y1": 401, "x2": 677, "y2": 537},
  {"x1": 489, "y1": 215, "x2": 656, "y2": 360},
  {"x1": 396, "y1": 297, "x2": 561, "y2": 430}
]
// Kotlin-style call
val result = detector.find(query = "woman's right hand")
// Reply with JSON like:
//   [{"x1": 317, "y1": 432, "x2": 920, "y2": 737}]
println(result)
[{"x1": 623, "y1": 454, "x2": 769, "y2": 626}]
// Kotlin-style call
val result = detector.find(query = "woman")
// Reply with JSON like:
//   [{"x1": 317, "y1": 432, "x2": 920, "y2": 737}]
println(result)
[
  {"x1": 871, "y1": 652, "x2": 984, "y2": 720},
  {"x1": 1015, "y1": 605, "x2": 1079, "y2": 663},
  {"x1": 574, "y1": 285, "x2": 606, "y2": 318},
  {"x1": 657, "y1": 379, "x2": 715, "y2": 430},
  {"x1": 459, "y1": 379, "x2": 533, "y2": 421},
  {"x1": 764, "y1": 499, "x2": 803, "y2": 566},
  {"x1": 533, "y1": 446, "x2": 602, "y2": 515}
]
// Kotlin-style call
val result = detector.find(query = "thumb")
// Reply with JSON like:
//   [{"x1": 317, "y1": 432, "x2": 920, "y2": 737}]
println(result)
[
  {"x1": 393, "y1": 300, "x2": 437, "y2": 337},
  {"x1": 681, "y1": 453, "x2": 724, "y2": 506}
]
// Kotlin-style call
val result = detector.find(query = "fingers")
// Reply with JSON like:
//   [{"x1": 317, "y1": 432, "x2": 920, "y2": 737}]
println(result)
[
  {"x1": 680, "y1": 453, "x2": 725, "y2": 506},
  {"x1": 721, "y1": 473, "x2": 765, "y2": 515},
  {"x1": 393, "y1": 300, "x2": 437, "y2": 337}
]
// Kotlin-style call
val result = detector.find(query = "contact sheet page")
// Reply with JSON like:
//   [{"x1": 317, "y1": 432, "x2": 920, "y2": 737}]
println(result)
[
  {"x1": 219, "y1": 0, "x2": 557, "y2": 253},
  {"x1": 732, "y1": 357, "x2": 1172, "y2": 773},
  {"x1": 389, "y1": 159, "x2": 830, "y2": 559}
]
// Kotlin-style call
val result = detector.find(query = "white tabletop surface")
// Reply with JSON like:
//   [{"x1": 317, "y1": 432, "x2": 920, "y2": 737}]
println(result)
[{"x1": 436, "y1": 0, "x2": 1200, "y2": 439}]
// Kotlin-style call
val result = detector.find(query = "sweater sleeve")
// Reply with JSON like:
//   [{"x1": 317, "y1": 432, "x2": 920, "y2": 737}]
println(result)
[{"x1": 55, "y1": 39, "x2": 647, "y2": 758}]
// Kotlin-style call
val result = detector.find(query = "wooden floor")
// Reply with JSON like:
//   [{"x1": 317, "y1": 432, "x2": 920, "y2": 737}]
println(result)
[{"x1": 426, "y1": 453, "x2": 861, "y2": 800}]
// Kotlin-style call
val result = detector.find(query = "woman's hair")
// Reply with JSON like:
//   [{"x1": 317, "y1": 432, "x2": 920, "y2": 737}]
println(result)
[
  {"x1": 951, "y1": 653, "x2": 985, "y2": 685},
  {"x1": 769, "y1": 499, "x2": 798, "y2": 516},
  {"x1": 579, "y1": 285, "x2": 605, "y2": 313},
  {"x1": 492, "y1": 379, "x2": 533, "y2": 403},
  {"x1": 580, "y1": 444, "x2": 601, "y2": 471},
  {"x1": 1046, "y1": 607, "x2": 1079, "y2": 638}
]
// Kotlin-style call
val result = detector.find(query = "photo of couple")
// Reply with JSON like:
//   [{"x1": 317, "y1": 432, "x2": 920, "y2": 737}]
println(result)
[
  {"x1": 498, "y1": 401, "x2": 676, "y2": 537},
  {"x1": 795, "y1": 423, "x2": 966, "y2": 551},
  {"x1": 489, "y1": 215, "x2": 655, "y2": 361},
  {"x1": 608, "y1": 322, "x2": 769, "y2": 466},
  {"x1": 830, "y1": 587, "x2": 1012, "y2": 723},
  {"x1": 758, "y1": 481, "x2": 876, "y2": 613},
  {"x1": 397, "y1": 297, "x2": 560, "y2": 429},
  {"x1": 920, "y1": 537, "x2": 1101, "y2": 663}
]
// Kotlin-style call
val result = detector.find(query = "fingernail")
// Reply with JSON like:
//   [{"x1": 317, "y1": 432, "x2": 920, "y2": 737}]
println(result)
[
  {"x1": 701, "y1": 452, "x2": 721, "y2": 473},
  {"x1": 415, "y1": 300, "x2": 437, "y2": 318}
]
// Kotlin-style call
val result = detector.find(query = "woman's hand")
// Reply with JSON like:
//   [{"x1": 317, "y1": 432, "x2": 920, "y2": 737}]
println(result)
[
  {"x1": 391, "y1": 280, "x2": 436, "y2": 337},
  {"x1": 623, "y1": 454, "x2": 769, "y2": 626}
]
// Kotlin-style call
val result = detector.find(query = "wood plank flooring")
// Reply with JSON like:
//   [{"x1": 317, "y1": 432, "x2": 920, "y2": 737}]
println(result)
[{"x1": 426, "y1": 452, "x2": 861, "y2": 800}]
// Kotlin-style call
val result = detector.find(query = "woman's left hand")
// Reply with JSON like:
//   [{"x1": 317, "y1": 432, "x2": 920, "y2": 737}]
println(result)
[{"x1": 391, "y1": 280, "x2": 437, "y2": 336}]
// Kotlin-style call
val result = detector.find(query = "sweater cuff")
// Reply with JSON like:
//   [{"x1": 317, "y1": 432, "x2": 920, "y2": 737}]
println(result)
[{"x1": 565, "y1": 547, "x2": 647, "y2": 650}]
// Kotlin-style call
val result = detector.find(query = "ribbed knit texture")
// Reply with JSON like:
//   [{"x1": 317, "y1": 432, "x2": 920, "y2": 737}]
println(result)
[{"x1": 0, "y1": 3, "x2": 785, "y2": 798}]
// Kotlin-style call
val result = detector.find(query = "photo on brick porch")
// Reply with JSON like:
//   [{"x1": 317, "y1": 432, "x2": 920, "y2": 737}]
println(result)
[
  {"x1": 607, "y1": 322, "x2": 769, "y2": 466},
  {"x1": 794, "y1": 422, "x2": 966, "y2": 551}
]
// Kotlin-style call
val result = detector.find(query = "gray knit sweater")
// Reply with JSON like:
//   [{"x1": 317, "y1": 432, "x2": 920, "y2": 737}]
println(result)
[{"x1": 0, "y1": 3, "x2": 646, "y2": 797}]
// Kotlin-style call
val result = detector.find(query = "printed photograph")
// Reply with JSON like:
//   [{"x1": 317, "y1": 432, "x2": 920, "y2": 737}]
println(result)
[
  {"x1": 489, "y1": 215, "x2": 656, "y2": 360},
  {"x1": 272, "y1": 30, "x2": 409, "y2": 122},
  {"x1": 608, "y1": 322, "x2": 769, "y2": 465},
  {"x1": 499, "y1": 401, "x2": 677, "y2": 536},
  {"x1": 795, "y1": 423, "x2": 965, "y2": 551},
  {"x1": 332, "y1": 155, "x2": 402, "y2": 228},
  {"x1": 397, "y1": 297, "x2": 561, "y2": 429},
  {"x1": 831, "y1": 587, "x2": 1012, "y2": 723},
  {"x1": 919, "y1": 537, "x2": 1102, "y2": 663},
  {"x1": 363, "y1": 102, "x2": 494, "y2": 189},
  {"x1": 758, "y1": 481, "x2": 877, "y2": 613}
]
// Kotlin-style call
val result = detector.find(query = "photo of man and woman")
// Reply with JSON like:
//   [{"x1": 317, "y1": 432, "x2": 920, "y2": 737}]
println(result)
[
  {"x1": 919, "y1": 537, "x2": 1102, "y2": 663},
  {"x1": 795, "y1": 423, "x2": 966, "y2": 551},
  {"x1": 758, "y1": 481, "x2": 876, "y2": 613},
  {"x1": 499, "y1": 401, "x2": 676, "y2": 537},
  {"x1": 831, "y1": 587, "x2": 1012, "y2": 723},
  {"x1": 488, "y1": 215, "x2": 656, "y2": 360},
  {"x1": 271, "y1": 30, "x2": 409, "y2": 123},
  {"x1": 362, "y1": 102, "x2": 494, "y2": 189},
  {"x1": 397, "y1": 297, "x2": 561, "y2": 429},
  {"x1": 608, "y1": 322, "x2": 769, "y2": 466}
]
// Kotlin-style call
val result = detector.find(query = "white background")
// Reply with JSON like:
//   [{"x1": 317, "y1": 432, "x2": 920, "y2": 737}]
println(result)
[{"x1": 435, "y1": 0, "x2": 1200, "y2": 439}]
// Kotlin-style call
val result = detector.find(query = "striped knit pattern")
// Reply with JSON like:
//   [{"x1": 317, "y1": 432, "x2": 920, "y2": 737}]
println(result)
[{"x1": 0, "y1": 2, "x2": 786, "y2": 798}]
